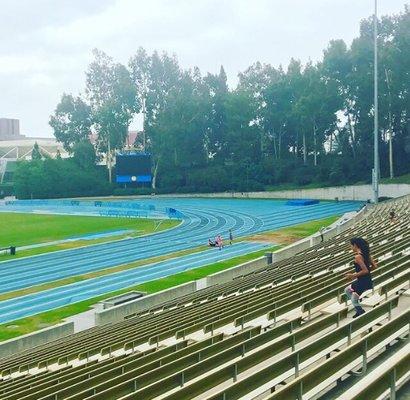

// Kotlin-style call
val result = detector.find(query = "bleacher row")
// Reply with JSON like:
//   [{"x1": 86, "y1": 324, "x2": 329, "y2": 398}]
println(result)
[{"x1": 0, "y1": 196, "x2": 408, "y2": 399}]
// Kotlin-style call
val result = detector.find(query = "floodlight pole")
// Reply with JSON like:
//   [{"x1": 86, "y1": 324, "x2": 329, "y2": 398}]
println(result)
[
  {"x1": 107, "y1": 138, "x2": 112, "y2": 183},
  {"x1": 373, "y1": 0, "x2": 379, "y2": 204},
  {"x1": 142, "y1": 92, "x2": 146, "y2": 151}
]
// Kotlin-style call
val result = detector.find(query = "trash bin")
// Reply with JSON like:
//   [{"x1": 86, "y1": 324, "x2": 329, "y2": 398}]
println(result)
[
  {"x1": 10, "y1": 246, "x2": 16, "y2": 256},
  {"x1": 265, "y1": 252, "x2": 273, "y2": 265}
]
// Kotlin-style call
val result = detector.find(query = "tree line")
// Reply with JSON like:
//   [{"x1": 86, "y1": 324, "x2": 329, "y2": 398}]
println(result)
[{"x1": 14, "y1": 7, "x2": 410, "y2": 197}]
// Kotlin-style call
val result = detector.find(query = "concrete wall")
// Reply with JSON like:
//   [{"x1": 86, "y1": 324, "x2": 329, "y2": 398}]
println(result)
[
  {"x1": 148, "y1": 183, "x2": 410, "y2": 202},
  {"x1": 95, "y1": 281, "x2": 196, "y2": 326},
  {"x1": 246, "y1": 184, "x2": 410, "y2": 201},
  {"x1": 0, "y1": 322, "x2": 74, "y2": 359}
]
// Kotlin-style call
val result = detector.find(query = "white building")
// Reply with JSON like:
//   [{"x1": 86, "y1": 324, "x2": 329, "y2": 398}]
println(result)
[
  {"x1": 0, "y1": 138, "x2": 69, "y2": 184},
  {"x1": 0, "y1": 138, "x2": 68, "y2": 161}
]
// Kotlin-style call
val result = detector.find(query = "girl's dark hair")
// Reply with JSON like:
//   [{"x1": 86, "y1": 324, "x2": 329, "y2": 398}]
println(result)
[{"x1": 350, "y1": 237, "x2": 371, "y2": 266}]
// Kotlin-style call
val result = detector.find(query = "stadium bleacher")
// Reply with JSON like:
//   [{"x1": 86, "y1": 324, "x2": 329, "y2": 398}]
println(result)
[{"x1": 0, "y1": 195, "x2": 408, "y2": 399}]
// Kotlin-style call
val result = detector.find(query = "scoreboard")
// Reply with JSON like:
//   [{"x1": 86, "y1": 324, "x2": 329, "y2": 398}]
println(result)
[{"x1": 115, "y1": 153, "x2": 152, "y2": 184}]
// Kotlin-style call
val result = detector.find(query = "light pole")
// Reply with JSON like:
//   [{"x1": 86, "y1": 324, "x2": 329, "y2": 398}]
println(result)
[
  {"x1": 373, "y1": 0, "x2": 379, "y2": 203},
  {"x1": 385, "y1": 68, "x2": 394, "y2": 179}
]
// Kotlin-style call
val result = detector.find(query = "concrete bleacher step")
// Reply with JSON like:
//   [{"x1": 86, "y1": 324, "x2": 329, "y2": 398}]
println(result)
[
  {"x1": 117, "y1": 311, "x2": 347, "y2": 400},
  {"x1": 192, "y1": 300, "x2": 401, "y2": 400},
  {"x1": 265, "y1": 307, "x2": 409, "y2": 400},
  {"x1": 360, "y1": 293, "x2": 384, "y2": 308},
  {"x1": 337, "y1": 342, "x2": 410, "y2": 400},
  {"x1": 320, "y1": 302, "x2": 347, "y2": 315}
]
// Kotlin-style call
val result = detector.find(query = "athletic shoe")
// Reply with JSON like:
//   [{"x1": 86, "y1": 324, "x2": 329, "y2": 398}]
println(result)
[{"x1": 352, "y1": 309, "x2": 365, "y2": 318}]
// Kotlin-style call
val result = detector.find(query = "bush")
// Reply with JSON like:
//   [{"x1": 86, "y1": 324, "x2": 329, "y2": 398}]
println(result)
[
  {"x1": 0, "y1": 184, "x2": 14, "y2": 198},
  {"x1": 13, "y1": 159, "x2": 112, "y2": 199},
  {"x1": 293, "y1": 165, "x2": 314, "y2": 186}
]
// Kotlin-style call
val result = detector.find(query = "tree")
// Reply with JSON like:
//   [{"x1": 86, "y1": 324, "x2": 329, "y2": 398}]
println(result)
[
  {"x1": 47, "y1": 6, "x2": 410, "y2": 194},
  {"x1": 294, "y1": 62, "x2": 340, "y2": 166},
  {"x1": 238, "y1": 62, "x2": 282, "y2": 159},
  {"x1": 129, "y1": 47, "x2": 151, "y2": 149},
  {"x1": 378, "y1": 6, "x2": 410, "y2": 177},
  {"x1": 73, "y1": 140, "x2": 97, "y2": 170},
  {"x1": 49, "y1": 94, "x2": 93, "y2": 153},
  {"x1": 129, "y1": 50, "x2": 182, "y2": 188},
  {"x1": 224, "y1": 89, "x2": 261, "y2": 164},
  {"x1": 262, "y1": 67, "x2": 292, "y2": 161},
  {"x1": 203, "y1": 66, "x2": 229, "y2": 161},
  {"x1": 86, "y1": 49, "x2": 139, "y2": 182},
  {"x1": 150, "y1": 70, "x2": 208, "y2": 189},
  {"x1": 31, "y1": 142, "x2": 42, "y2": 160}
]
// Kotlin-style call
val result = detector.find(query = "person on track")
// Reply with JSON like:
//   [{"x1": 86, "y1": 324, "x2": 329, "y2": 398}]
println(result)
[
  {"x1": 229, "y1": 229, "x2": 233, "y2": 245},
  {"x1": 344, "y1": 237, "x2": 377, "y2": 318},
  {"x1": 208, "y1": 238, "x2": 216, "y2": 247},
  {"x1": 216, "y1": 234, "x2": 223, "y2": 250}
]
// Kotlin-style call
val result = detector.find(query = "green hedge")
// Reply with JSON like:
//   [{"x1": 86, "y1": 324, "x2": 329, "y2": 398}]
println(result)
[{"x1": 0, "y1": 184, "x2": 14, "y2": 198}]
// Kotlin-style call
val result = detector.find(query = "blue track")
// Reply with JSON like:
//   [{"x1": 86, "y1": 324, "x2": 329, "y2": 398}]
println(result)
[
  {"x1": 0, "y1": 197, "x2": 361, "y2": 323},
  {"x1": 0, "y1": 242, "x2": 268, "y2": 323}
]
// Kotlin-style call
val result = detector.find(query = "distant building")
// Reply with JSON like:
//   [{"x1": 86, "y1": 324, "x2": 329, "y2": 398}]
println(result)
[
  {"x1": 89, "y1": 130, "x2": 142, "y2": 150},
  {"x1": 0, "y1": 118, "x2": 68, "y2": 160},
  {"x1": 0, "y1": 118, "x2": 141, "y2": 182},
  {"x1": 0, "y1": 118, "x2": 26, "y2": 141},
  {"x1": 0, "y1": 138, "x2": 68, "y2": 161},
  {"x1": 0, "y1": 138, "x2": 69, "y2": 184},
  {"x1": 0, "y1": 118, "x2": 69, "y2": 184},
  {"x1": 125, "y1": 131, "x2": 141, "y2": 149}
]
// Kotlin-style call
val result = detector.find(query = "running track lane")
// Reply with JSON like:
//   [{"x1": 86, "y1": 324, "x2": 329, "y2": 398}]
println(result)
[{"x1": 0, "y1": 242, "x2": 268, "y2": 323}]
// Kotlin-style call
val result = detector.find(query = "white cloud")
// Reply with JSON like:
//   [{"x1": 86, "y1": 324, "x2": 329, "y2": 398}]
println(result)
[{"x1": 0, "y1": 0, "x2": 407, "y2": 137}]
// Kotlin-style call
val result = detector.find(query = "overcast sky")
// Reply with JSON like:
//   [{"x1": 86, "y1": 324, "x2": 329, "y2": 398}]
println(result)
[{"x1": 0, "y1": 0, "x2": 408, "y2": 138}]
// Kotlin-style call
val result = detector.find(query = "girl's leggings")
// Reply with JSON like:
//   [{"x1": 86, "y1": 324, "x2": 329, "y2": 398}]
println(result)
[{"x1": 345, "y1": 285, "x2": 364, "y2": 311}]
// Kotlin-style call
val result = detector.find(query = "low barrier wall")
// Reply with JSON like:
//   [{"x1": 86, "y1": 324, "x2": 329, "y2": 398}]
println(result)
[
  {"x1": 95, "y1": 281, "x2": 196, "y2": 326},
  {"x1": 206, "y1": 256, "x2": 268, "y2": 286},
  {"x1": 0, "y1": 322, "x2": 74, "y2": 359},
  {"x1": 147, "y1": 183, "x2": 410, "y2": 201}
]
